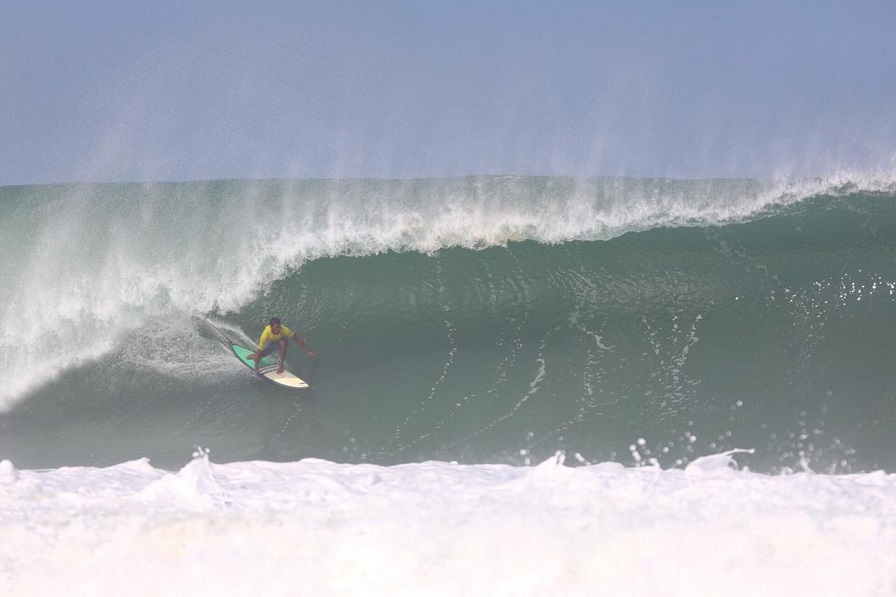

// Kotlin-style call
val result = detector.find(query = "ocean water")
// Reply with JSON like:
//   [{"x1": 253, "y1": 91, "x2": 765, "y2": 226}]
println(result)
[
  {"x1": 2, "y1": 175, "x2": 895, "y2": 472},
  {"x1": 2, "y1": 175, "x2": 896, "y2": 594}
]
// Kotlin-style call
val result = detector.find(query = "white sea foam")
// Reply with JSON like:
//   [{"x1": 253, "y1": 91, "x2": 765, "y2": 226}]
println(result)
[{"x1": 1, "y1": 450, "x2": 894, "y2": 596}]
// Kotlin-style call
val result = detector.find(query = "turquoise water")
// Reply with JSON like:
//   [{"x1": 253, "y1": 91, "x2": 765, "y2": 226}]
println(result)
[{"x1": 1, "y1": 176, "x2": 895, "y2": 471}]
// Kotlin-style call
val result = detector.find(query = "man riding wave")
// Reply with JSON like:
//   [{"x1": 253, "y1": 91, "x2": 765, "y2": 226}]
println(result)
[{"x1": 248, "y1": 317, "x2": 317, "y2": 374}]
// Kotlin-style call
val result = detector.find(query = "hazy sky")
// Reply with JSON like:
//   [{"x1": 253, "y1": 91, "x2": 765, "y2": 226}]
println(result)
[{"x1": 2, "y1": 1, "x2": 894, "y2": 184}]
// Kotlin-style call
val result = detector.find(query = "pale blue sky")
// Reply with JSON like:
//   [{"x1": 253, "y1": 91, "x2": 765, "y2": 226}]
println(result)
[{"x1": 2, "y1": 1, "x2": 894, "y2": 184}]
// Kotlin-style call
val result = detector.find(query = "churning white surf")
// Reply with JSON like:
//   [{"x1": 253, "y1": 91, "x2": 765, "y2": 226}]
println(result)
[{"x1": 1, "y1": 450, "x2": 894, "y2": 596}]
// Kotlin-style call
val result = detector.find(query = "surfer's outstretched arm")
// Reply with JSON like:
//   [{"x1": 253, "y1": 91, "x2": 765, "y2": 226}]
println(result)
[{"x1": 291, "y1": 333, "x2": 317, "y2": 357}]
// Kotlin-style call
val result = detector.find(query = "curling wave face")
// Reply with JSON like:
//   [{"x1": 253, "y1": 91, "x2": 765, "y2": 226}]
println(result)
[{"x1": 1, "y1": 174, "x2": 895, "y2": 472}]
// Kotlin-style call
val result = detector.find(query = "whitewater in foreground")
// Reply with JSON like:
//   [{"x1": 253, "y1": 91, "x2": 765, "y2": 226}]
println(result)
[{"x1": 1, "y1": 449, "x2": 894, "y2": 596}]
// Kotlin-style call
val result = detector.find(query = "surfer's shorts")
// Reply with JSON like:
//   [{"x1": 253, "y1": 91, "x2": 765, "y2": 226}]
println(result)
[{"x1": 259, "y1": 339, "x2": 287, "y2": 357}]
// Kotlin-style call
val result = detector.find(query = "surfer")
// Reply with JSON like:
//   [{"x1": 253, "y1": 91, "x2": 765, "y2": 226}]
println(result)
[{"x1": 248, "y1": 317, "x2": 317, "y2": 374}]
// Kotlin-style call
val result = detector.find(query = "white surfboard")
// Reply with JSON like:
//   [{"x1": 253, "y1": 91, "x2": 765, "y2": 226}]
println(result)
[
  {"x1": 256, "y1": 363, "x2": 309, "y2": 389},
  {"x1": 231, "y1": 343, "x2": 310, "y2": 389}
]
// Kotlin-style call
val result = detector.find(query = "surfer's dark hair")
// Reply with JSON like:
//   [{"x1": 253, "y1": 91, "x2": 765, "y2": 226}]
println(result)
[{"x1": 270, "y1": 317, "x2": 281, "y2": 326}]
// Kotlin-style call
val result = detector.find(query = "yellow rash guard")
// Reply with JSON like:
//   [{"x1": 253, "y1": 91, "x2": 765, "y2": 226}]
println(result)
[{"x1": 257, "y1": 324, "x2": 294, "y2": 350}]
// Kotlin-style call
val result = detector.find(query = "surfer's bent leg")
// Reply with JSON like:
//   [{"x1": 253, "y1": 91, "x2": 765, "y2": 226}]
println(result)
[
  {"x1": 278, "y1": 339, "x2": 287, "y2": 373},
  {"x1": 256, "y1": 342, "x2": 278, "y2": 367}
]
